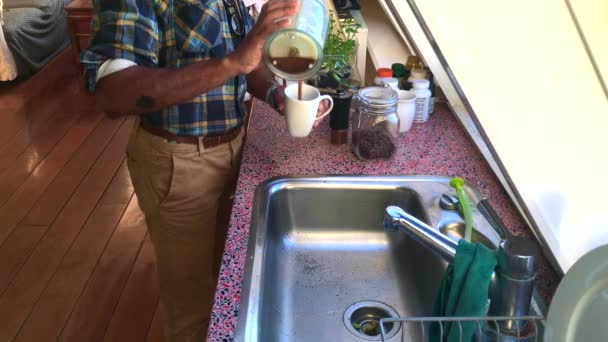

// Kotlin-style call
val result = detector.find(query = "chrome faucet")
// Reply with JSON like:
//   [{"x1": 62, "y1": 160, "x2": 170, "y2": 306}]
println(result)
[
  {"x1": 383, "y1": 204, "x2": 540, "y2": 338},
  {"x1": 384, "y1": 205, "x2": 458, "y2": 262}
]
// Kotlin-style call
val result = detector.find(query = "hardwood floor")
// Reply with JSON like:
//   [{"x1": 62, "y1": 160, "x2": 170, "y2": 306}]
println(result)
[{"x1": 0, "y1": 49, "x2": 163, "y2": 341}]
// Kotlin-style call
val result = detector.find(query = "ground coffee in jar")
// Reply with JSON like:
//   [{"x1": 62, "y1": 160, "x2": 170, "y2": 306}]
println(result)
[{"x1": 352, "y1": 124, "x2": 396, "y2": 159}]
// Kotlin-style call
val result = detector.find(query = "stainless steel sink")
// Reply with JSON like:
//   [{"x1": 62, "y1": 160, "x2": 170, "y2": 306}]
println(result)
[{"x1": 235, "y1": 176, "x2": 539, "y2": 341}]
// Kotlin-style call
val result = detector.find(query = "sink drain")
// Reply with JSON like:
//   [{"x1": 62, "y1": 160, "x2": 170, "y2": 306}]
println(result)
[{"x1": 344, "y1": 301, "x2": 401, "y2": 340}]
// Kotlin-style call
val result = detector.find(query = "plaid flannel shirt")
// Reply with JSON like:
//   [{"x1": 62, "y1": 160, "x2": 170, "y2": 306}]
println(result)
[{"x1": 81, "y1": 0, "x2": 254, "y2": 136}]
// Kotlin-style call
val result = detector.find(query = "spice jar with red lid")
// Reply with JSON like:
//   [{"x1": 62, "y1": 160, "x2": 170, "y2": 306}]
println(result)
[{"x1": 373, "y1": 68, "x2": 399, "y2": 91}]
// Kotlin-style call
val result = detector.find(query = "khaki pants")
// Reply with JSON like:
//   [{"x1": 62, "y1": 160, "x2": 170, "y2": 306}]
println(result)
[{"x1": 126, "y1": 124, "x2": 244, "y2": 342}]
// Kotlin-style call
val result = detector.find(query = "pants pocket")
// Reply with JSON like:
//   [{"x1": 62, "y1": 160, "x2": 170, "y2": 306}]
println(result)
[
  {"x1": 159, "y1": 152, "x2": 203, "y2": 208},
  {"x1": 158, "y1": 153, "x2": 179, "y2": 207},
  {"x1": 127, "y1": 131, "x2": 176, "y2": 212}
]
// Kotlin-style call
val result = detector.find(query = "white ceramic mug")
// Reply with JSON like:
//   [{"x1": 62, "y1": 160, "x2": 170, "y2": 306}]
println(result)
[
  {"x1": 397, "y1": 90, "x2": 416, "y2": 132},
  {"x1": 284, "y1": 84, "x2": 334, "y2": 137}
]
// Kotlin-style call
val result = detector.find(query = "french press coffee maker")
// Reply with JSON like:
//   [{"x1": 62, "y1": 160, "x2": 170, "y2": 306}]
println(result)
[{"x1": 262, "y1": 0, "x2": 330, "y2": 81}]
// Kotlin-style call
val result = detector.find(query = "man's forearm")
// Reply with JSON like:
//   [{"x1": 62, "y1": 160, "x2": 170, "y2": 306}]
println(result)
[
  {"x1": 246, "y1": 64, "x2": 279, "y2": 102},
  {"x1": 95, "y1": 56, "x2": 242, "y2": 117}
]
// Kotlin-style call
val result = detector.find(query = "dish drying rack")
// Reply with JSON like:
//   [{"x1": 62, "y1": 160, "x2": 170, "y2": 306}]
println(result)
[{"x1": 378, "y1": 315, "x2": 545, "y2": 342}]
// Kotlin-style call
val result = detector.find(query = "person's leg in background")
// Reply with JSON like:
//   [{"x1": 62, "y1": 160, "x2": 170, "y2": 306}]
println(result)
[{"x1": 126, "y1": 126, "x2": 244, "y2": 342}]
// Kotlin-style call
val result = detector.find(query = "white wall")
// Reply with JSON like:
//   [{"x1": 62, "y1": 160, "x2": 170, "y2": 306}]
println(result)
[{"x1": 396, "y1": 0, "x2": 608, "y2": 272}]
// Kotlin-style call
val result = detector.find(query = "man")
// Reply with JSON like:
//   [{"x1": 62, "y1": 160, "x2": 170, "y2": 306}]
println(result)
[{"x1": 81, "y1": 1, "x2": 326, "y2": 341}]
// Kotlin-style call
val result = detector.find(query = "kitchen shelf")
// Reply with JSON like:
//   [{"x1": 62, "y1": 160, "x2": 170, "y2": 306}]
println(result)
[{"x1": 359, "y1": 0, "x2": 412, "y2": 72}]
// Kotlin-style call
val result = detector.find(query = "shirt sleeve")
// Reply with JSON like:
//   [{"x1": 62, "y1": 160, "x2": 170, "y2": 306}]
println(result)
[
  {"x1": 81, "y1": 0, "x2": 160, "y2": 91},
  {"x1": 96, "y1": 59, "x2": 138, "y2": 83}
]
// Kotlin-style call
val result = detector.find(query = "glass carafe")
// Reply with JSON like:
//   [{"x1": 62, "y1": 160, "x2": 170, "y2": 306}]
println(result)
[
  {"x1": 351, "y1": 87, "x2": 400, "y2": 160},
  {"x1": 263, "y1": 0, "x2": 329, "y2": 80}
]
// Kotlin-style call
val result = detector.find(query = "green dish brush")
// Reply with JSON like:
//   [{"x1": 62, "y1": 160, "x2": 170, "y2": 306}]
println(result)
[{"x1": 450, "y1": 177, "x2": 473, "y2": 242}]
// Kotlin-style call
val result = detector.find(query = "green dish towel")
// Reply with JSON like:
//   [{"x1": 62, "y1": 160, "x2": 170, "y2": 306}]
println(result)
[{"x1": 429, "y1": 240, "x2": 497, "y2": 342}]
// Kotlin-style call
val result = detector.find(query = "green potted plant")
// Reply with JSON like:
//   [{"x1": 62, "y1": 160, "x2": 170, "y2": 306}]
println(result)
[{"x1": 321, "y1": 13, "x2": 361, "y2": 80}]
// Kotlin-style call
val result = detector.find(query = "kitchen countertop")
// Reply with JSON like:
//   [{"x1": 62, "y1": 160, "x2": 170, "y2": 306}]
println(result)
[{"x1": 207, "y1": 101, "x2": 559, "y2": 341}]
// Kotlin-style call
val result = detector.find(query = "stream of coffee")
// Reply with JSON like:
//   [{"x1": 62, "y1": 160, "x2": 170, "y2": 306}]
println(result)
[{"x1": 298, "y1": 80, "x2": 303, "y2": 100}]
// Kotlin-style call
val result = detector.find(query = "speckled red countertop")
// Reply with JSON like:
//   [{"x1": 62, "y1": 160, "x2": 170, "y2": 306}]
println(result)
[{"x1": 207, "y1": 101, "x2": 558, "y2": 341}]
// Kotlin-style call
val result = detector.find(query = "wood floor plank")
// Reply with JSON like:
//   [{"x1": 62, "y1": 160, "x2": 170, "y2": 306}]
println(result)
[
  {"x1": 145, "y1": 303, "x2": 164, "y2": 342},
  {"x1": 0, "y1": 111, "x2": 29, "y2": 157},
  {"x1": 14, "y1": 203, "x2": 131, "y2": 342},
  {"x1": 22, "y1": 117, "x2": 125, "y2": 226},
  {"x1": 0, "y1": 68, "x2": 81, "y2": 172},
  {"x1": 0, "y1": 78, "x2": 78, "y2": 172},
  {"x1": 59, "y1": 197, "x2": 148, "y2": 342},
  {"x1": 0, "y1": 119, "x2": 134, "y2": 342},
  {"x1": 0, "y1": 99, "x2": 71, "y2": 174},
  {"x1": 0, "y1": 107, "x2": 83, "y2": 206},
  {"x1": 0, "y1": 111, "x2": 105, "y2": 245},
  {"x1": 0, "y1": 49, "x2": 72, "y2": 110},
  {"x1": 0, "y1": 50, "x2": 75, "y2": 147},
  {"x1": 0, "y1": 225, "x2": 47, "y2": 293},
  {"x1": 99, "y1": 159, "x2": 134, "y2": 206},
  {"x1": 101, "y1": 235, "x2": 159, "y2": 342}
]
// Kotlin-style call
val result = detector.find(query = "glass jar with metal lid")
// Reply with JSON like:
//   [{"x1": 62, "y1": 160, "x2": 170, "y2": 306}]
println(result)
[
  {"x1": 262, "y1": 0, "x2": 329, "y2": 81},
  {"x1": 351, "y1": 87, "x2": 400, "y2": 160}
]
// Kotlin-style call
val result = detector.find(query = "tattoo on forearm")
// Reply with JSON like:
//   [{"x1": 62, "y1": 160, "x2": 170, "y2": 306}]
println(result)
[{"x1": 136, "y1": 96, "x2": 156, "y2": 110}]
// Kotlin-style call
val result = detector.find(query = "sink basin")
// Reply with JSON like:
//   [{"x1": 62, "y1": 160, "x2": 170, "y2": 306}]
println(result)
[{"x1": 235, "y1": 176, "x2": 538, "y2": 341}]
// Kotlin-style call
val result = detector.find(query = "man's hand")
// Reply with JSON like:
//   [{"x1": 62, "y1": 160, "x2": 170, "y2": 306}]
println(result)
[
  {"x1": 273, "y1": 85, "x2": 286, "y2": 114},
  {"x1": 313, "y1": 99, "x2": 331, "y2": 128},
  {"x1": 228, "y1": 0, "x2": 300, "y2": 74}
]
